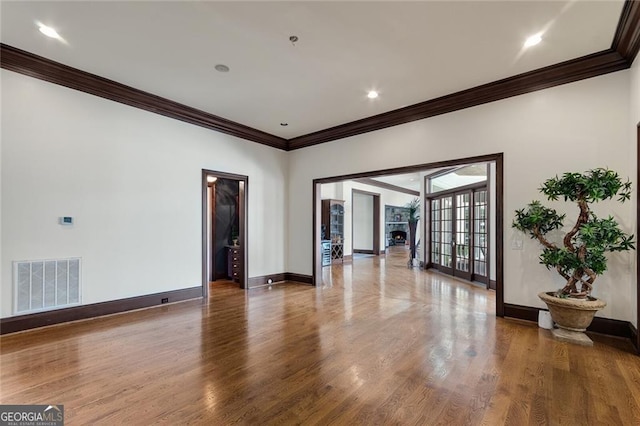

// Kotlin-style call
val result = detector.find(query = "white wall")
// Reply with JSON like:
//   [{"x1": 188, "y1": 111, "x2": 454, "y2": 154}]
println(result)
[
  {"x1": 352, "y1": 191, "x2": 373, "y2": 251},
  {"x1": 1, "y1": 70, "x2": 289, "y2": 318},
  {"x1": 630, "y1": 58, "x2": 640, "y2": 328},
  {"x1": 320, "y1": 182, "x2": 339, "y2": 200},
  {"x1": 3, "y1": 62, "x2": 637, "y2": 326},
  {"x1": 289, "y1": 70, "x2": 634, "y2": 322}
]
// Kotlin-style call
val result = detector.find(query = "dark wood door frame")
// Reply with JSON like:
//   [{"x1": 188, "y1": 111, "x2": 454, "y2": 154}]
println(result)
[
  {"x1": 202, "y1": 169, "x2": 249, "y2": 296},
  {"x1": 352, "y1": 189, "x2": 381, "y2": 256},
  {"x1": 428, "y1": 190, "x2": 476, "y2": 281},
  {"x1": 427, "y1": 193, "x2": 455, "y2": 277},
  {"x1": 425, "y1": 182, "x2": 490, "y2": 286},
  {"x1": 209, "y1": 182, "x2": 216, "y2": 281},
  {"x1": 312, "y1": 153, "x2": 504, "y2": 317},
  {"x1": 636, "y1": 123, "x2": 640, "y2": 354}
]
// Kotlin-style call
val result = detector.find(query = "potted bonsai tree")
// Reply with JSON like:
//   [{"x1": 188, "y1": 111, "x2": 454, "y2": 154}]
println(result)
[{"x1": 512, "y1": 168, "x2": 634, "y2": 345}]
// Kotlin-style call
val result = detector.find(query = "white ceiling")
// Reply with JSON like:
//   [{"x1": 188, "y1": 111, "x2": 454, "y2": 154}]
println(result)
[
  {"x1": 1, "y1": 1, "x2": 625, "y2": 139},
  {"x1": 369, "y1": 173, "x2": 423, "y2": 192},
  {"x1": 367, "y1": 163, "x2": 489, "y2": 192}
]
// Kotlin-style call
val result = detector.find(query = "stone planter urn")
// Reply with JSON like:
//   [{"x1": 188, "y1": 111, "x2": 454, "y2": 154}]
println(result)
[{"x1": 538, "y1": 291, "x2": 606, "y2": 346}]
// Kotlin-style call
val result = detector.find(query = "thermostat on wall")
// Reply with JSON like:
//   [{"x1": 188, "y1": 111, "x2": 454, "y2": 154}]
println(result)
[{"x1": 59, "y1": 216, "x2": 74, "y2": 225}]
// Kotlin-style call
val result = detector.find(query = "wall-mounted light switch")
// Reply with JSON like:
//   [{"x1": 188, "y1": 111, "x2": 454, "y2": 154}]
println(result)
[{"x1": 59, "y1": 216, "x2": 74, "y2": 225}]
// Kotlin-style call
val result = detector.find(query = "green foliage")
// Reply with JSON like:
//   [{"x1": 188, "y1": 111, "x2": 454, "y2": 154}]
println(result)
[
  {"x1": 579, "y1": 215, "x2": 635, "y2": 253},
  {"x1": 512, "y1": 168, "x2": 635, "y2": 296},
  {"x1": 406, "y1": 198, "x2": 420, "y2": 223},
  {"x1": 539, "y1": 247, "x2": 581, "y2": 274},
  {"x1": 539, "y1": 168, "x2": 631, "y2": 203},
  {"x1": 513, "y1": 201, "x2": 565, "y2": 236}
]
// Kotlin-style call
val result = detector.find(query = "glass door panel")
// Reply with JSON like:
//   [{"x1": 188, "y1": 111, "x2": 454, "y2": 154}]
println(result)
[
  {"x1": 453, "y1": 192, "x2": 471, "y2": 280},
  {"x1": 430, "y1": 196, "x2": 453, "y2": 274},
  {"x1": 441, "y1": 196, "x2": 453, "y2": 269},
  {"x1": 431, "y1": 199, "x2": 440, "y2": 265},
  {"x1": 429, "y1": 189, "x2": 486, "y2": 283},
  {"x1": 473, "y1": 190, "x2": 488, "y2": 282}
]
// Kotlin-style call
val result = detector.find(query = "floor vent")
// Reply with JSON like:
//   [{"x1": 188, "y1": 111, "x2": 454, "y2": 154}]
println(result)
[{"x1": 13, "y1": 258, "x2": 81, "y2": 314}]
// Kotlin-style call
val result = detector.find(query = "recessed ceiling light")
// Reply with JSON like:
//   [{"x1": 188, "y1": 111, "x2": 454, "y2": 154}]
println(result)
[
  {"x1": 367, "y1": 90, "x2": 379, "y2": 99},
  {"x1": 524, "y1": 33, "x2": 543, "y2": 48},
  {"x1": 37, "y1": 23, "x2": 61, "y2": 39},
  {"x1": 280, "y1": 123, "x2": 289, "y2": 126},
  {"x1": 207, "y1": 176, "x2": 218, "y2": 183},
  {"x1": 214, "y1": 64, "x2": 230, "y2": 72}
]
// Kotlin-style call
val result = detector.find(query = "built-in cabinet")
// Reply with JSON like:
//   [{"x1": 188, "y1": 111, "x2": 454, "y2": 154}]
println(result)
[
  {"x1": 227, "y1": 245, "x2": 240, "y2": 282},
  {"x1": 321, "y1": 199, "x2": 345, "y2": 263}
]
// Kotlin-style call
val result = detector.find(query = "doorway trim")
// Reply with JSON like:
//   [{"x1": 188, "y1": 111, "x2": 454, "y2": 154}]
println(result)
[
  {"x1": 636, "y1": 123, "x2": 640, "y2": 353},
  {"x1": 425, "y1": 182, "x2": 490, "y2": 286},
  {"x1": 202, "y1": 169, "x2": 249, "y2": 297},
  {"x1": 352, "y1": 189, "x2": 381, "y2": 256},
  {"x1": 312, "y1": 152, "x2": 504, "y2": 317}
]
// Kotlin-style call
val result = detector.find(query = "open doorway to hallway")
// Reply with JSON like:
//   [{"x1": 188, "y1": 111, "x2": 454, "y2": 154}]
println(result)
[
  {"x1": 352, "y1": 189, "x2": 381, "y2": 257},
  {"x1": 313, "y1": 153, "x2": 504, "y2": 316},
  {"x1": 202, "y1": 170, "x2": 248, "y2": 296}
]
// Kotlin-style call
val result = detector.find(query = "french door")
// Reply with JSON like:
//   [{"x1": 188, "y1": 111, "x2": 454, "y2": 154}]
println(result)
[{"x1": 430, "y1": 188, "x2": 488, "y2": 284}]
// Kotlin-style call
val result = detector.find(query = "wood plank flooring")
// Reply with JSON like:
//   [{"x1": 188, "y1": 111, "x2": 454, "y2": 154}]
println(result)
[{"x1": 1, "y1": 247, "x2": 639, "y2": 425}]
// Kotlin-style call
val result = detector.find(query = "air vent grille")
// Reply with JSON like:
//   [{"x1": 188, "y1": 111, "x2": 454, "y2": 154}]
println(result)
[{"x1": 13, "y1": 258, "x2": 81, "y2": 314}]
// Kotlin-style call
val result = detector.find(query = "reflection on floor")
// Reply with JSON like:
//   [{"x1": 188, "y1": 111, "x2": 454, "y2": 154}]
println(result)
[
  {"x1": 351, "y1": 252, "x2": 376, "y2": 259},
  {"x1": 1, "y1": 247, "x2": 638, "y2": 424}
]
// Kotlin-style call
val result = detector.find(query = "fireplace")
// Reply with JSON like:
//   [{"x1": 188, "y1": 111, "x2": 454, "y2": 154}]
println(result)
[{"x1": 389, "y1": 230, "x2": 407, "y2": 245}]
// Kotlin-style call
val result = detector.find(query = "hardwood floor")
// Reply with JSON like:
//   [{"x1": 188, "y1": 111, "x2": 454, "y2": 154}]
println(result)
[{"x1": 1, "y1": 247, "x2": 639, "y2": 425}]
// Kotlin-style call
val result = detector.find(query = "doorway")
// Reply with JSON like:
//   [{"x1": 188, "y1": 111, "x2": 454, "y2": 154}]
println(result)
[
  {"x1": 202, "y1": 170, "x2": 248, "y2": 296},
  {"x1": 636, "y1": 123, "x2": 640, "y2": 354},
  {"x1": 312, "y1": 153, "x2": 504, "y2": 317},
  {"x1": 428, "y1": 186, "x2": 489, "y2": 285},
  {"x1": 352, "y1": 189, "x2": 381, "y2": 256}
]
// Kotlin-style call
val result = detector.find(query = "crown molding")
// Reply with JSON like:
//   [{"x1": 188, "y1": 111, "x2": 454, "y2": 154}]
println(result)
[
  {"x1": 0, "y1": 43, "x2": 287, "y2": 151},
  {"x1": 612, "y1": 0, "x2": 640, "y2": 63},
  {"x1": 2, "y1": 0, "x2": 638, "y2": 152},
  {"x1": 287, "y1": 49, "x2": 627, "y2": 150},
  {"x1": 288, "y1": 0, "x2": 639, "y2": 150}
]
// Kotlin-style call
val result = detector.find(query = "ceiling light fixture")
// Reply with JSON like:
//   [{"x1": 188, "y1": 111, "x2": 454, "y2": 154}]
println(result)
[
  {"x1": 280, "y1": 123, "x2": 289, "y2": 127},
  {"x1": 214, "y1": 64, "x2": 230, "y2": 73},
  {"x1": 367, "y1": 90, "x2": 379, "y2": 99},
  {"x1": 37, "y1": 23, "x2": 61, "y2": 39},
  {"x1": 524, "y1": 33, "x2": 543, "y2": 48}
]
